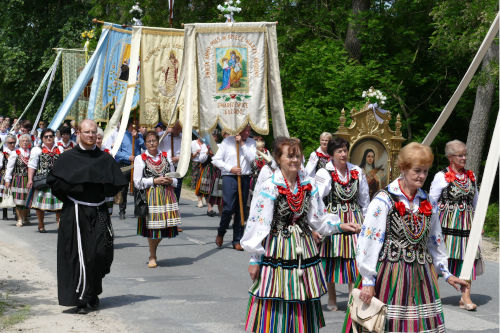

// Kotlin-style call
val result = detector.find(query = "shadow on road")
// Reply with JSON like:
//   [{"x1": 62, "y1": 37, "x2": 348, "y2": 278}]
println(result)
[
  {"x1": 114, "y1": 242, "x2": 141, "y2": 249},
  {"x1": 441, "y1": 294, "x2": 492, "y2": 307},
  {"x1": 101, "y1": 294, "x2": 161, "y2": 309},
  {"x1": 157, "y1": 246, "x2": 221, "y2": 267}
]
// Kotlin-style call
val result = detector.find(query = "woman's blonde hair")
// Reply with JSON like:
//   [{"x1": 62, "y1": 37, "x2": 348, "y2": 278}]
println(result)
[
  {"x1": 398, "y1": 142, "x2": 434, "y2": 171},
  {"x1": 319, "y1": 132, "x2": 332, "y2": 141},
  {"x1": 445, "y1": 140, "x2": 466, "y2": 157}
]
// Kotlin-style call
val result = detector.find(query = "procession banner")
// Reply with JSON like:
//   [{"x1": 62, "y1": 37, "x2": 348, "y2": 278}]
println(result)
[
  {"x1": 139, "y1": 28, "x2": 186, "y2": 127},
  {"x1": 87, "y1": 25, "x2": 140, "y2": 123},
  {"x1": 62, "y1": 49, "x2": 89, "y2": 122}
]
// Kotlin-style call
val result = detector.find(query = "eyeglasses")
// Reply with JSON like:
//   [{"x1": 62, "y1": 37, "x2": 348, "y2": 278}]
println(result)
[
  {"x1": 6, "y1": 142, "x2": 15, "y2": 145},
  {"x1": 43, "y1": 135, "x2": 54, "y2": 139},
  {"x1": 81, "y1": 131, "x2": 97, "y2": 135},
  {"x1": 451, "y1": 154, "x2": 467, "y2": 158}
]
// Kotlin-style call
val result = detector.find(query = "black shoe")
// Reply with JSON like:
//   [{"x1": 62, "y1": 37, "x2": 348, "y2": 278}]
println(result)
[
  {"x1": 119, "y1": 212, "x2": 126, "y2": 220},
  {"x1": 3, "y1": 208, "x2": 8, "y2": 220},
  {"x1": 76, "y1": 305, "x2": 88, "y2": 315},
  {"x1": 88, "y1": 296, "x2": 100, "y2": 309}
]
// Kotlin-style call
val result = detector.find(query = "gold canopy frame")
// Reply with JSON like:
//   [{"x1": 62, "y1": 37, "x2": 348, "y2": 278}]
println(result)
[{"x1": 335, "y1": 102, "x2": 405, "y2": 187}]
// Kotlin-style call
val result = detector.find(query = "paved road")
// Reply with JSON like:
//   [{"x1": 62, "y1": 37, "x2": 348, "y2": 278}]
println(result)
[{"x1": 0, "y1": 196, "x2": 498, "y2": 332}]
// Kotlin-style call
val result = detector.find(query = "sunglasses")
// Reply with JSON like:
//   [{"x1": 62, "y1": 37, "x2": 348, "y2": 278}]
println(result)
[
  {"x1": 6, "y1": 141, "x2": 15, "y2": 144},
  {"x1": 43, "y1": 135, "x2": 54, "y2": 139}
]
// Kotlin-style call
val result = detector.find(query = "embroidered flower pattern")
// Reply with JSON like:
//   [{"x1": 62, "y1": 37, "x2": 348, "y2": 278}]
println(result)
[
  {"x1": 255, "y1": 198, "x2": 265, "y2": 214},
  {"x1": 373, "y1": 206, "x2": 382, "y2": 217},
  {"x1": 360, "y1": 225, "x2": 385, "y2": 243}
]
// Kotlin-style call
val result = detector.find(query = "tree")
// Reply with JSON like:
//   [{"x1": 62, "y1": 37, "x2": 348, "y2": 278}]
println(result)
[{"x1": 344, "y1": 0, "x2": 370, "y2": 61}]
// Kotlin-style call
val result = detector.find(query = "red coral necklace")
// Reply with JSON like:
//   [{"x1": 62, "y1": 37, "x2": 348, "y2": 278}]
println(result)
[
  {"x1": 332, "y1": 164, "x2": 349, "y2": 186},
  {"x1": 278, "y1": 174, "x2": 309, "y2": 213}
]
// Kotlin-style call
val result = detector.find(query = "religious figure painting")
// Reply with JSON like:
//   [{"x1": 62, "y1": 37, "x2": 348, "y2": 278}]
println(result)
[
  {"x1": 350, "y1": 138, "x2": 389, "y2": 199},
  {"x1": 215, "y1": 47, "x2": 248, "y2": 92},
  {"x1": 117, "y1": 43, "x2": 131, "y2": 81},
  {"x1": 158, "y1": 50, "x2": 179, "y2": 97}
]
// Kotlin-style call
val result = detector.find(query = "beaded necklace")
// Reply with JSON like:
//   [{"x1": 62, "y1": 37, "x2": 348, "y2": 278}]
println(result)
[
  {"x1": 277, "y1": 174, "x2": 311, "y2": 213},
  {"x1": 446, "y1": 166, "x2": 473, "y2": 194}
]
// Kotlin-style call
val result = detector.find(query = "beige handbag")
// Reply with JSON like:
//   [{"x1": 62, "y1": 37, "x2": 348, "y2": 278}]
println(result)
[{"x1": 348, "y1": 288, "x2": 387, "y2": 333}]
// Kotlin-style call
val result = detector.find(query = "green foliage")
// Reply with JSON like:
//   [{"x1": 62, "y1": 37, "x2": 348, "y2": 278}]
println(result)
[{"x1": 484, "y1": 202, "x2": 499, "y2": 240}]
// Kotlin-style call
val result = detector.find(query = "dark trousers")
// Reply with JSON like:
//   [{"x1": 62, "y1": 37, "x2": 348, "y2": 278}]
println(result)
[
  {"x1": 119, "y1": 168, "x2": 133, "y2": 214},
  {"x1": 174, "y1": 178, "x2": 183, "y2": 202},
  {"x1": 218, "y1": 175, "x2": 250, "y2": 245}
]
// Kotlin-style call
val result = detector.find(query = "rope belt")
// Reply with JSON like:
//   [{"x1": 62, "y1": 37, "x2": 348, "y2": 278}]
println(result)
[{"x1": 68, "y1": 196, "x2": 106, "y2": 300}]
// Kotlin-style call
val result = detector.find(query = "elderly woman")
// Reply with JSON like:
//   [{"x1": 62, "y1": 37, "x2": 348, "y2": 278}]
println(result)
[
  {"x1": 241, "y1": 137, "x2": 359, "y2": 333},
  {"x1": 197, "y1": 131, "x2": 223, "y2": 217},
  {"x1": 429, "y1": 140, "x2": 480, "y2": 311},
  {"x1": 133, "y1": 131, "x2": 181, "y2": 268},
  {"x1": 4, "y1": 134, "x2": 32, "y2": 227},
  {"x1": 305, "y1": 132, "x2": 332, "y2": 177},
  {"x1": 0, "y1": 134, "x2": 17, "y2": 220},
  {"x1": 354, "y1": 142, "x2": 467, "y2": 333},
  {"x1": 27, "y1": 129, "x2": 63, "y2": 232},
  {"x1": 315, "y1": 137, "x2": 369, "y2": 310}
]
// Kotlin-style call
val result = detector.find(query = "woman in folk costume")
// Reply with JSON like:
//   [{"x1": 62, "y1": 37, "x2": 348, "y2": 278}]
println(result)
[
  {"x1": 133, "y1": 131, "x2": 181, "y2": 268},
  {"x1": 315, "y1": 137, "x2": 369, "y2": 311},
  {"x1": 4, "y1": 134, "x2": 32, "y2": 227},
  {"x1": 197, "y1": 130, "x2": 223, "y2": 217},
  {"x1": 0, "y1": 134, "x2": 17, "y2": 220},
  {"x1": 353, "y1": 143, "x2": 467, "y2": 333},
  {"x1": 191, "y1": 135, "x2": 208, "y2": 208},
  {"x1": 27, "y1": 129, "x2": 63, "y2": 232},
  {"x1": 241, "y1": 137, "x2": 360, "y2": 333},
  {"x1": 429, "y1": 140, "x2": 481, "y2": 311},
  {"x1": 305, "y1": 132, "x2": 332, "y2": 178},
  {"x1": 247, "y1": 136, "x2": 272, "y2": 206}
]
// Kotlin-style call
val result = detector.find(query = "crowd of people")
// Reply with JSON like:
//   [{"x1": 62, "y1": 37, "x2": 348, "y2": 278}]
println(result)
[{"x1": 0, "y1": 117, "x2": 484, "y2": 331}]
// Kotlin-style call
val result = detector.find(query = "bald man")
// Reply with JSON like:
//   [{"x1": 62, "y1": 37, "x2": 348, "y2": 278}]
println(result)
[{"x1": 47, "y1": 120, "x2": 127, "y2": 314}]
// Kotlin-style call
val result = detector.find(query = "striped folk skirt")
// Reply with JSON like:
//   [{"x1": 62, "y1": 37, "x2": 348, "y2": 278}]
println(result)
[
  {"x1": 320, "y1": 206, "x2": 363, "y2": 284},
  {"x1": 198, "y1": 163, "x2": 223, "y2": 205},
  {"x1": 137, "y1": 185, "x2": 181, "y2": 239},
  {"x1": 375, "y1": 260, "x2": 445, "y2": 333},
  {"x1": 245, "y1": 225, "x2": 327, "y2": 333},
  {"x1": 191, "y1": 161, "x2": 203, "y2": 190},
  {"x1": 439, "y1": 203, "x2": 481, "y2": 280},
  {"x1": 29, "y1": 188, "x2": 63, "y2": 211},
  {"x1": 11, "y1": 174, "x2": 29, "y2": 206},
  {"x1": 0, "y1": 170, "x2": 6, "y2": 199}
]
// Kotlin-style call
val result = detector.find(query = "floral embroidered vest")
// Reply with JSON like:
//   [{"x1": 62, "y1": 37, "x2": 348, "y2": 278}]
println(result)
[
  {"x1": 13, "y1": 154, "x2": 28, "y2": 176},
  {"x1": 37, "y1": 152, "x2": 59, "y2": 175},
  {"x1": 438, "y1": 167, "x2": 475, "y2": 207},
  {"x1": 142, "y1": 154, "x2": 172, "y2": 178},
  {"x1": 323, "y1": 171, "x2": 360, "y2": 214}
]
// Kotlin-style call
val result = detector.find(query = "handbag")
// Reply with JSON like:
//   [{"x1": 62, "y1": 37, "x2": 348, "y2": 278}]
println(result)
[
  {"x1": 348, "y1": 288, "x2": 387, "y2": 333},
  {"x1": 33, "y1": 173, "x2": 49, "y2": 190},
  {"x1": 134, "y1": 189, "x2": 148, "y2": 218},
  {"x1": 0, "y1": 189, "x2": 16, "y2": 208}
]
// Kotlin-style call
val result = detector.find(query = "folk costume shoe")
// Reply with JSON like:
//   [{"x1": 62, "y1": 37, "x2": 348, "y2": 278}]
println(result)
[
  {"x1": 215, "y1": 235, "x2": 224, "y2": 248},
  {"x1": 233, "y1": 243, "x2": 243, "y2": 251},
  {"x1": 459, "y1": 298, "x2": 477, "y2": 311}
]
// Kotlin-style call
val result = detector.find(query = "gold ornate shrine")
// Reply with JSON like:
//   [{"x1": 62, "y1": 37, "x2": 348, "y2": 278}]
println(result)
[{"x1": 335, "y1": 102, "x2": 405, "y2": 198}]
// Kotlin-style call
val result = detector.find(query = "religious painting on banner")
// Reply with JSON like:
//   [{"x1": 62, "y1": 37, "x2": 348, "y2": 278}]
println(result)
[
  {"x1": 87, "y1": 24, "x2": 140, "y2": 123},
  {"x1": 196, "y1": 27, "x2": 268, "y2": 135},
  {"x1": 139, "y1": 28, "x2": 186, "y2": 127},
  {"x1": 62, "y1": 50, "x2": 90, "y2": 122}
]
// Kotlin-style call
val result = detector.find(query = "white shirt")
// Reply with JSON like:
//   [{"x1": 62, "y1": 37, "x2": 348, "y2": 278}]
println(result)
[
  {"x1": 429, "y1": 170, "x2": 478, "y2": 209},
  {"x1": 28, "y1": 144, "x2": 62, "y2": 170},
  {"x1": 241, "y1": 168, "x2": 343, "y2": 264},
  {"x1": 252, "y1": 159, "x2": 277, "y2": 200},
  {"x1": 0, "y1": 146, "x2": 14, "y2": 171},
  {"x1": 355, "y1": 178, "x2": 452, "y2": 286},
  {"x1": 212, "y1": 136, "x2": 256, "y2": 176},
  {"x1": 191, "y1": 139, "x2": 208, "y2": 163},
  {"x1": 5, "y1": 147, "x2": 30, "y2": 182},
  {"x1": 158, "y1": 132, "x2": 182, "y2": 168},
  {"x1": 304, "y1": 147, "x2": 329, "y2": 178},
  {"x1": 314, "y1": 161, "x2": 370, "y2": 215},
  {"x1": 133, "y1": 151, "x2": 178, "y2": 190},
  {"x1": 103, "y1": 127, "x2": 119, "y2": 150},
  {"x1": 57, "y1": 140, "x2": 76, "y2": 150}
]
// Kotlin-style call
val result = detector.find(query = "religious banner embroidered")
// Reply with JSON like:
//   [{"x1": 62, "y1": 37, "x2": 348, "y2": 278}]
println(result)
[
  {"x1": 62, "y1": 50, "x2": 89, "y2": 122},
  {"x1": 139, "y1": 28, "x2": 185, "y2": 127},
  {"x1": 195, "y1": 26, "x2": 268, "y2": 135}
]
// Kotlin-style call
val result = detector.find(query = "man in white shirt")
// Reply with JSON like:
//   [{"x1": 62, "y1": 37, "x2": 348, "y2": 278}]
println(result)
[
  {"x1": 212, "y1": 125, "x2": 256, "y2": 251},
  {"x1": 158, "y1": 121, "x2": 183, "y2": 200}
]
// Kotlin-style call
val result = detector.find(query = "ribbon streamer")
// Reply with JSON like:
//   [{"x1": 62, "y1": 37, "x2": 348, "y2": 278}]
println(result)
[{"x1": 368, "y1": 103, "x2": 389, "y2": 124}]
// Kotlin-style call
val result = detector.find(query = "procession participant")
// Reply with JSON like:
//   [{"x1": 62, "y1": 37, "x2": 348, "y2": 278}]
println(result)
[
  {"x1": 212, "y1": 125, "x2": 256, "y2": 251},
  {"x1": 57, "y1": 126, "x2": 76, "y2": 151},
  {"x1": 96, "y1": 127, "x2": 114, "y2": 215},
  {"x1": 114, "y1": 118, "x2": 144, "y2": 219},
  {"x1": 4, "y1": 134, "x2": 32, "y2": 227},
  {"x1": 47, "y1": 119, "x2": 127, "y2": 314},
  {"x1": 241, "y1": 137, "x2": 359, "y2": 333},
  {"x1": 0, "y1": 120, "x2": 10, "y2": 143},
  {"x1": 134, "y1": 131, "x2": 181, "y2": 268},
  {"x1": 429, "y1": 140, "x2": 481, "y2": 311},
  {"x1": 0, "y1": 134, "x2": 17, "y2": 220},
  {"x1": 315, "y1": 137, "x2": 369, "y2": 310},
  {"x1": 247, "y1": 136, "x2": 271, "y2": 207},
  {"x1": 36, "y1": 120, "x2": 47, "y2": 138},
  {"x1": 305, "y1": 132, "x2": 332, "y2": 177},
  {"x1": 16, "y1": 121, "x2": 39, "y2": 147},
  {"x1": 27, "y1": 128, "x2": 63, "y2": 232},
  {"x1": 197, "y1": 130, "x2": 223, "y2": 217},
  {"x1": 355, "y1": 142, "x2": 467, "y2": 333},
  {"x1": 191, "y1": 135, "x2": 209, "y2": 207},
  {"x1": 158, "y1": 121, "x2": 183, "y2": 200},
  {"x1": 102, "y1": 123, "x2": 119, "y2": 150}
]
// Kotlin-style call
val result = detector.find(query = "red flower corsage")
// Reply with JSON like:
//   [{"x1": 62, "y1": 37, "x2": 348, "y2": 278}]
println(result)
[
  {"x1": 444, "y1": 170, "x2": 456, "y2": 183},
  {"x1": 15, "y1": 149, "x2": 20, "y2": 155},
  {"x1": 161, "y1": 151, "x2": 168, "y2": 157},
  {"x1": 316, "y1": 151, "x2": 330, "y2": 159},
  {"x1": 141, "y1": 153, "x2": 147, "y2": 161},
  {"x1": 42, "y1": 147, "x2": 49, "y2": 154},
  {"x1": 466, "y1": 170, "x2": 475, "y2": 182},
  {"x1": 104, "y1": 149, "x2": 110, "y2": 154},
  {"x1": 418, "y1": 200, "x2": 433, "y2": 217},
  {"x1": 350, "y1": 169, "x2": 359, "y2": 180},
  {"x1": 394, "y1": 201, "x2": 406, "y2": 216}
]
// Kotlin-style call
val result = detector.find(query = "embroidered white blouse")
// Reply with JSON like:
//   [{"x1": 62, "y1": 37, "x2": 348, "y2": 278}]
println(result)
[
  {"x1": 27, "y1": 145, "x2": 62, "y2": 170},
  {"x1": 190, "y1": 140, "x2": 208, "y2": 163},
  {"x1": 4, "y1": 148, "x2": 30, "y2": 182},
  {"x1": 428, "y1": 170, "x2": 478, "y2": 209},
  {"x1": 304, "y1": 147, "x2": 328, "y2": 178},
  {"x1": 314, "y1": 161, "x2": 370, "y2": 215},
  {"x1": 241, "y1": 168, "x2": 343, "y2": 265},
  {"x1": 133, "y1": 151, "x2": 178, "y2": 190},
  {"x1": 356, "y1": 178, "x2": 452, "y2": 286}
]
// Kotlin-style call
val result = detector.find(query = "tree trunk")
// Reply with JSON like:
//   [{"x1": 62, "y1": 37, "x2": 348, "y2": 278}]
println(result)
[
  {"x1": 465, "y1": 39, "x2": 499, "y2": 176},
  {"x1": 344, "y1": 0, "x2": 370, "y2": 61}
]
